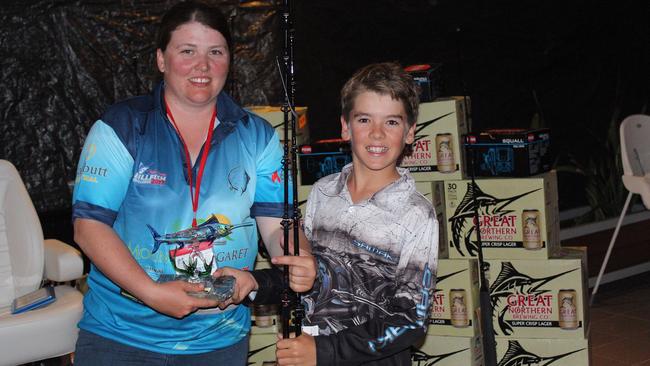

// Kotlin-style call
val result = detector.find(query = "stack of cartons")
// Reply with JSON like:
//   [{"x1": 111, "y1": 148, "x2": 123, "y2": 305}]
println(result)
[
  {"x1": 437, "y1": 171, "x2": 592, "y2": 365},
  {"x1": 248, "y1": 321, "x2": 279, "y2": 366},
  {"x1": 405, "y1": 98, "x2": 487, "y2": 365}
]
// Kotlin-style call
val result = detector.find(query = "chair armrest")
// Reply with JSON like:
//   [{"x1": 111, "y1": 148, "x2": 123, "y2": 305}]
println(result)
[{"x1": 43, "y1": 239, "x2": 84, "y2": 282}]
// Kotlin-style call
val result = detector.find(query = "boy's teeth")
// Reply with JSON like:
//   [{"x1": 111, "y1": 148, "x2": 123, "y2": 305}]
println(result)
[{"x1": 367, "y1": 146, "x2": 387, "y2": 153}]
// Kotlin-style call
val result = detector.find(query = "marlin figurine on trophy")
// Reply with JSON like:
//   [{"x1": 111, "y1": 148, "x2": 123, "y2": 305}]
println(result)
[{"x1": 151, "y1": 215, "x2": 253, "y2": 301}]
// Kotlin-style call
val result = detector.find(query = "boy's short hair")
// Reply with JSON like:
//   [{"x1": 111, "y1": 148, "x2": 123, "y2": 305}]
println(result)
[{"x1": 340, "y1": 62, "x2": 420, "y2": 127}]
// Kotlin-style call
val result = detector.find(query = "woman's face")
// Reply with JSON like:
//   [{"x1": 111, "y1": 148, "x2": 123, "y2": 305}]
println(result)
[{"x1": 157, "y1": 21, "x2": 230, "y2": 109}]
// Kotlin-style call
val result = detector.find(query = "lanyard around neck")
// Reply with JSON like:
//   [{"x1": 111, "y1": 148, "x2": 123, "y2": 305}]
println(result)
[{"x1": 164, "y1": 97, "x2": 217, "y2": 228}]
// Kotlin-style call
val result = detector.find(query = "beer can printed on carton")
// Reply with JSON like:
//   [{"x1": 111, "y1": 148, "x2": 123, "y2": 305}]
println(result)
[
  {"x1": 449, "y1": 289, "x2": 469, "y2": 327},
  {"x1": 399, "y1": 98, "x2": 468, "y2": 181},
  {"x1": 558, "y1": 289, "x2": 579, "y2": 330},
  {"x1": 435, "y1": 133, "x2": 456, "y2": 173},
  {"x1": 522, "y1": 209, "x2": 542, "y2": 250},
  {"x1": 428, "y1": 259, "x2": 480, "y2": 337}
]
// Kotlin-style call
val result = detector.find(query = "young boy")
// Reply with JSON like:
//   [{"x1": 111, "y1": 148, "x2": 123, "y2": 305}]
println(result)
[{"x1": 275, "y1": 62, "x2": 439, "y2": 366}]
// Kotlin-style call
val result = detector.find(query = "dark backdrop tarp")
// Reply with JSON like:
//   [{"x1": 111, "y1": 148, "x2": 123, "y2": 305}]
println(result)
[
  {"x1": 0, "y1": 0, "x2": 282, "y2": 213},
  {"x1": 1, "y1": 0, "x2": 648, "y2": 229}
]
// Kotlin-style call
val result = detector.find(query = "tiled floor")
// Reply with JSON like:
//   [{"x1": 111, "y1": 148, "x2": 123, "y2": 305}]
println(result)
[{"x1": 590, "y1": 271, "x2": 650, "y2": 365}]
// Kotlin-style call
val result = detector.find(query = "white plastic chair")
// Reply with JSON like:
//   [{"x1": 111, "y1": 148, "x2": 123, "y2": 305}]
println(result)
[
  {"x1": 0, "y1": 160, "x2": 84, "y2": 366},
  {"x1": 591, "y1": 114, "x2": 650, "y2": 305}
]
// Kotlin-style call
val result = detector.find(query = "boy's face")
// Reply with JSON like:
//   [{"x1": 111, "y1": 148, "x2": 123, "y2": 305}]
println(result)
[{"x1": 341, "y1": 91, "x2": 415, "y2": 176}]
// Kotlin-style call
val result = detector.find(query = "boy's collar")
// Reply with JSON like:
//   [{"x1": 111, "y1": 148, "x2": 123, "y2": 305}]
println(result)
[{"x1": 319, "y1": 164, "x2": 413, "y2": 205}]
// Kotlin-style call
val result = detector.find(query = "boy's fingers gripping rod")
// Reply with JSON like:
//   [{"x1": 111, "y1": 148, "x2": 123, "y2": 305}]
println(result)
[{"x1": 279, "y1": 0, "x2": 302, "y2": 339}]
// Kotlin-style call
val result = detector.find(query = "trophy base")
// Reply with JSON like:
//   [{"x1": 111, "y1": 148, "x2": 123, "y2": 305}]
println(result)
[{"x1": 157, "y1": 274, "x2": 236, "y2": 302}]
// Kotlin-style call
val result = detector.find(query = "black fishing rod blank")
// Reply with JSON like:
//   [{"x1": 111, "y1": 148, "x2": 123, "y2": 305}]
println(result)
[
  {"x1": 279, "y1": 0, "x2": 302, "y2": 339},
  {"x1": 467, "y1": 142, "x2": 498, "y2": 366}
]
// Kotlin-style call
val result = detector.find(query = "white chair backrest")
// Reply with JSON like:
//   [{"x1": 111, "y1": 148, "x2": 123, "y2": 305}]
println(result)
[
  {"x1": 620, "y1": 114, "x2": 650, "y2": 177},
  {"x1": 0, "y1": 160, "x2": 44, "y2": 307}
]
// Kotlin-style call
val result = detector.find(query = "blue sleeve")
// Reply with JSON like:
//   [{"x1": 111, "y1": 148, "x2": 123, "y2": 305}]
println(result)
[
  {"x1": 72, "y1": 120, "x2": 134, "y2": 226},
  {"x1": 250, "y1": 123, "x2": 292, "y2": 218}
]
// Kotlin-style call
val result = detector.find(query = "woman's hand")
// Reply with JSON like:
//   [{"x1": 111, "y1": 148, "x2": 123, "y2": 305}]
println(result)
[{"x1": 143, "y1": 281, "x2": 219, "y2": 318}]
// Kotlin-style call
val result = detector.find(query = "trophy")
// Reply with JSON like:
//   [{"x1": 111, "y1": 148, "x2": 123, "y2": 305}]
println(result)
[{"x1": 148, "y1": 215, "x2": 253, "y2": 302}]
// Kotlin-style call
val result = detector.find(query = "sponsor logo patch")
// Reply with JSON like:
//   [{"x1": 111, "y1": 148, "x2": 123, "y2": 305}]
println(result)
[{"x1": 133, "y1": 163, "x2": 167, "y2": 185}]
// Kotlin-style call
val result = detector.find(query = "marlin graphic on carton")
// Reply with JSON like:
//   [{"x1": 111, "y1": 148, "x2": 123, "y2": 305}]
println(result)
[
  {"x1": 147, "y1": 215, "x2": 254, "y2": 254},
  {"x1": 489, "y1": 262, "x2": 578, "y2": 336},
  {"x1": 497, "y1": 340, "x2": 584, "y2": 366},
  {"x1": 448, "y1": 181, "x2": 539, "y2": 257},
  {"x1": 411, "y1": 347, "x2": 469, "y2": 366}
]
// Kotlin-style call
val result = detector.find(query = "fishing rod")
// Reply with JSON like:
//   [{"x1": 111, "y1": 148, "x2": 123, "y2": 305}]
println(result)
[
  {"x1": 454, "y1": 25, "x2": 497, "y2": 365},
  {"x1": 468, "y1": 145, "x2": 498, "y2": 366},
  {"x1": 279, "y1": 0, "x2": 303, "y2": 339}
]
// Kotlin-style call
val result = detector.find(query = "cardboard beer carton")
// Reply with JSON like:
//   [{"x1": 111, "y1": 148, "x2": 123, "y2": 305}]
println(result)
[
  {"x1": 412, "y1": 335, "x2": 483, "y2": 366},
  {"x1": 441, "y1": 171, "x2": 560, "y2": 259},
  {"x1": 254, "y1": 253, "x2": 272, "y2": 270},
  {"x1": 399, "y1": 97, "x2": 469, "y2": 182},
  {"x1": 428, "y1": 259, "x2": 480, "y2": 336},
  {"x1": 415, "y1": 181, "x2": 448, "y2": 258},
  {"x1": 296, "y1": 139, "x2": 352, "y2": 212},
  {"x1": 248, "y1": 328, "x2": 277, "y2": 365},
  {"x1": 247, "y1": 105, "x2": 309, "y2": 146},
  {"x1": 465, "y1": 128, "x2": 552, "y2": 177},
  {"x1": 486, "y1": 248, "x2": 588, "y2": 338},
  {"x1": 495, "y1": 338, "x2": 590, "y2": 366},
  {"x1": 404, "y1": 63, "x2": 444, "y2": 102}
]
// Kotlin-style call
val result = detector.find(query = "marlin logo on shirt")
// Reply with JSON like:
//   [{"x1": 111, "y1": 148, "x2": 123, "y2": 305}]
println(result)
[{"x1": 147, "y1": 215, "x2": 253, "y2": 254}]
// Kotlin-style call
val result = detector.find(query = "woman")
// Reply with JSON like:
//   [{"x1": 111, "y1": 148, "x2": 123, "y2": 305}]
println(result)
[{"x1": 72, "y1": 1, "x2": 314, "y2": 364}]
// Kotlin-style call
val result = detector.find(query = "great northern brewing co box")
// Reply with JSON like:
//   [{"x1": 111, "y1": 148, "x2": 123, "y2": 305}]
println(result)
[
  {"x1": 496, "y1": 338, "x2": 590, "y2": 366},
  {"x1": 428, "y1": 259, "x2": 480, "y2": 336},
  {"x1": 247, "y1": 105, "x2": 309, "y2": 146},
  {"x1": 486, "y1": 248, "x2": 588, "y2": 339},
  {"x1": 415, "y1": 181, "x2": 448, "y2": 258},
  {"x1": 248, "y1": 327, "x2": 277, "y2": 366},
  {"x1": 412, "y1": 335, "x2": 483, "y2": 366},
  {"x1": 441, "y1": 171, "x2": 560, "y2": 259},
  {"x1": 399, "y1": 97, "x2": 468, "y2": 182}
]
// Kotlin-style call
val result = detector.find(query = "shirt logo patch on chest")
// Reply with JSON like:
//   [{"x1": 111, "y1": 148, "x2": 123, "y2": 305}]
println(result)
[
  {"x1": 351, "y1": 239, "x2": 395, "y2": 263},
  {"x1": 133, "y1": 163, "x2": 167, "y2": 185},
  {"x1": 227, "y1": 166, "x2": 250, "y2": 195}
]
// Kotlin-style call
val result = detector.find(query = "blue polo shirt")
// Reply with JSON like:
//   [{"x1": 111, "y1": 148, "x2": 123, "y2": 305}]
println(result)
[{"x1": 72, "y1": 82, "x2": 287, "y2": 354}]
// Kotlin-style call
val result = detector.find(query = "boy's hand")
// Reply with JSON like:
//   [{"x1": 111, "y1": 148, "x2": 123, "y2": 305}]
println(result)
[
  {"x1": 272, "y1": 248, "x2": 317, "y2": 293},
  {"x1": 212, "y1": 267, "x2": 258, "y2": 309},
  {"x1": 276, "y1": 333, "x2": 317, "y2": 366}
]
